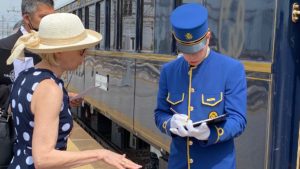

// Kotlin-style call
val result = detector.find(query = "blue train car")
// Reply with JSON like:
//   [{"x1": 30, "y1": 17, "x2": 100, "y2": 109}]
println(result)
[{"x1": 57, "y1": 0, "x2": 300, "y2": 168}]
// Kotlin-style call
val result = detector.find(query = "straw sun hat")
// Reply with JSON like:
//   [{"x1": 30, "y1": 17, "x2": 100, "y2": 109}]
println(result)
[{"x1": 7, "y1": 13, "x2": 102, "y2": 65}]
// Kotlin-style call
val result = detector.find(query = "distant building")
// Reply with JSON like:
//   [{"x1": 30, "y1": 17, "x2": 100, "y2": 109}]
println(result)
[
  {"x1": 12, "y1": 20, "x2": 23, "y2": 34},
  {"x1": 0, "y1": 3, "x2": 21, "y2": 38}
]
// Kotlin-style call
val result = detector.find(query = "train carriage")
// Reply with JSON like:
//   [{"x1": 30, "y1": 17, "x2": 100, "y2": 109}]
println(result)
[{"x1": 56, "y1": 0, "x2": 300, "y2": 168}]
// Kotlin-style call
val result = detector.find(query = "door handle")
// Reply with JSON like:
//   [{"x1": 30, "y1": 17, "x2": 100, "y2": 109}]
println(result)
[{"x1": 292, "y1": 3, "x2": 300, "y2": 23}]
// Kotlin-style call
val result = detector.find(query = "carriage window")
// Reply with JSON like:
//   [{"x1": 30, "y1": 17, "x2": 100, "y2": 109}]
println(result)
[
  {"x1": 182, "y1": 0, "x2": 204, "y2": 3},
  {"x1": 100, "y1": 2, "x2": 105, "y2": 49},
  {"x1": 206, "y1": 0, "x2": 275, "y2": 61},
  {"x1": 82, "y1": 8, "x2": 86, "y2": 25},
  {"x1": 89, "y1": 5, "x2": 95, "y2": 30},
  {"x1": 123, "y1": 0, "x2": 132, "y2": 16},
  {"x1": 154, "y1": 1, "x2": 175, "y2": 54},
  {"x1": 84, "y1": 6, "x2": 89, "y2": 28},
  {"x1": 95, "y1": 2, "x2": 105, "y2": 49},
  {"x1": 142, "y1": 0, "x2": 155, "y2": 52},
  {"x1": 122, "y1": 0, "x2": 136, "y2": 51},
  {"x1": 78, "y1": 8, "x2": 83, "y2": 21},
  {"x1": 110, "y1": 0, "x2": 117, "y2": 49}
]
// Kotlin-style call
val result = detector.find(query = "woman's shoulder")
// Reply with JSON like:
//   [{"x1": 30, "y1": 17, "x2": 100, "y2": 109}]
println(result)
[
  {"x1": 15, "y1": 68, "x2": 63, "y2": 93},
  {"x1": 19, "y1": 68, "x2": 61, "y2": 83},
  {"x1": 36, "y1": 78, "x2": 63, "y2": 95}
]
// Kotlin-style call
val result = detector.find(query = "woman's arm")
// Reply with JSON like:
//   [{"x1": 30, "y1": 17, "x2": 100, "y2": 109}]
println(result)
[
  {"x1": 31, "y1": 79, "x2": 141, "y2": 169},
  {"x1": 68, "y1": 92, "x2": 83, "y2": 107}
]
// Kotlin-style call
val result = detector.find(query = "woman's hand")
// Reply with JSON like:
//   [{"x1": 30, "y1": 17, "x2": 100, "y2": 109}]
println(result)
[
  {"x1": 98, "y1": 149, "x2": 142, "y2": 169},
  {"x1": 68, "y1": 92, "x2": 83, "y2": 107}
]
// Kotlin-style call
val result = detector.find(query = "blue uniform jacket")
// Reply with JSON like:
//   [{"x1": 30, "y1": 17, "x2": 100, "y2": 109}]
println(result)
[{"x1": 154, "y1": 50, "x2": 247, "y2": 169}]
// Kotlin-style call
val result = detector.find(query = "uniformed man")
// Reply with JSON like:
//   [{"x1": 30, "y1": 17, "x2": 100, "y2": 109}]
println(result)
[{"x1": 154, "y1": 3, "x2": 247, "y2": 169}]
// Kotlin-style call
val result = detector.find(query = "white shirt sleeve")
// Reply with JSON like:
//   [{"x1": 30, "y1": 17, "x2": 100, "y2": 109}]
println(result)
[{"x1": 13, "y1": 57, "x2": 34, "y2": 80}]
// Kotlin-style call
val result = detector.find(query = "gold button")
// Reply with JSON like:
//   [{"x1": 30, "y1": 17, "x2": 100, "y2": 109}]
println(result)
[
  {"x1": 162, "y1": 121, "x2": 167, "y2": 129},
  {"x1": 189, "y1": 141, "x2": 193, "y2": 146},
  {"x1": 218, "y1": 128, "x2": 224, "y2": 136},
  {"x1": 190, "y1": 159, "x2": 193, "y2": 164},
  {"x1": 190, "y1": 106, "x2": 194, "y2": 111},
  {"x1": 191, "y1": 88, "x2": 195, "y2": 93}
]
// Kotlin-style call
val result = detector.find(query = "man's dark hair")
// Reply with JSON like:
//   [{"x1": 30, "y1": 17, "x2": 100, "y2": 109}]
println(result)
[{"x1": 21, "y1": 0, "x2": 54, "y2": 15}]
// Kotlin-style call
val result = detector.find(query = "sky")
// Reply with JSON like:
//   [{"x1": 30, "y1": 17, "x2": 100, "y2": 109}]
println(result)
[
  {"x1": 0, "y1": 0, "x2": 75, "y2": 21},
  {"x1": 0, "y1": 0, "x2": 75, "y2": 38},
  {"x1": 0, "y1": 0, "x2": 22, "y2": 38},
  {"x1": 0, "y1": 0, "x2": 22, "y2": 20}
]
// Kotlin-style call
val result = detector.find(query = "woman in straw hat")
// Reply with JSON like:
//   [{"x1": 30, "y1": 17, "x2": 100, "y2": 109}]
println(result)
[{"x1": 6, "y1": 13, "x2": 142, "y2": 169}]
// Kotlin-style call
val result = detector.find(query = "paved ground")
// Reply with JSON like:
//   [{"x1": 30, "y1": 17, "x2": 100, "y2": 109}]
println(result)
[{"x1": 67, "y1": 121, "x2": 116, "y2": 169}]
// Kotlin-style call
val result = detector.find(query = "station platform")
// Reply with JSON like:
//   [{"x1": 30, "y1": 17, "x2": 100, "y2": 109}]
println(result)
[{"x1": 67, "y1": 121, "x2": 115, "y2": 169}]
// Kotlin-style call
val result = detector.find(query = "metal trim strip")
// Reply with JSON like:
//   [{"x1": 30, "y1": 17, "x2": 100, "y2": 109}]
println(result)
[{"x1": 88, "y1": 50, "x2": 272, "y2": 73}]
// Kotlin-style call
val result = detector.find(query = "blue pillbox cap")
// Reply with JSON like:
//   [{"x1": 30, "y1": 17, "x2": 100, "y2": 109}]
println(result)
[{"x1": 171, "y1": 3, "x2": 208, "y2": 54}]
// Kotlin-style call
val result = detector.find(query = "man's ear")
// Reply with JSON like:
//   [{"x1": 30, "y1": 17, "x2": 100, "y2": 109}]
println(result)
[
  {"x1": 206, "y1": 31, "x2": 211, "y2": 40},
  {"x1": 206, "y1": 31, "x2": 211, "y2": 45},
  {"x1": 22, "y1": 14, "x2": 32, "y2": 31},
  {"x1": 22, "y1": 14, "x2": 30, "y2": 25}
]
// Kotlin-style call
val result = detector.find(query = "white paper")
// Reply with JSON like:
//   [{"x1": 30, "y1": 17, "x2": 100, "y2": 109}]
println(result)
[
  {"x1": 13, "y1": 57, "x2": 34, "y2": 80},
  {"x1": 95, "y1": 73, "x2": 108, "y2": 91},
  {"x1": 70, "y1": 86, "x2": 100, "y2": 101}
]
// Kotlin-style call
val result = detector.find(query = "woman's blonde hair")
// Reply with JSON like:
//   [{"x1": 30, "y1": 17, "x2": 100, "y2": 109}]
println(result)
[{"x1": 39, "y1": 53, "x2": 59, "y2": 66}]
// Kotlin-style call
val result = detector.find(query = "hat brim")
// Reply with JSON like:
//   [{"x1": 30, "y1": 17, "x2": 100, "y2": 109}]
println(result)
[
  {"x1": 176, "y1": 39, "x2": 207, "y2": 54},
  {"x1": 26, "y1": 30, "x2": 102, "y2": 53}
]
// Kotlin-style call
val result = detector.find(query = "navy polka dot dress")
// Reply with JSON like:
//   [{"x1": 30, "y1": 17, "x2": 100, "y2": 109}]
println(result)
[{"x1": 8, "y1": 67, "x2": 73, "y2": 169}]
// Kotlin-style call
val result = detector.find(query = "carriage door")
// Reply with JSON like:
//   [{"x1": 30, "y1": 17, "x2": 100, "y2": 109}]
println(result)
[{"x1": 291, "y1": 1, "x2": 300, "y2": 168}]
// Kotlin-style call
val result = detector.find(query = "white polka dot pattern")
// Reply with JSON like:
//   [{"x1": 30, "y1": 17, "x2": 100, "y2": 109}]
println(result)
[
  {"x1": 59, "y1": 83, "x2": 63, "y2": 89},
  {"x1": 16, "y1": 116, "x2": 19, "y2": 126},
  {"x1": 62, "y1": 123, "x2": 71, "y2": 131},
  {"x1": 29, "y1": 121, "x2": 34, "y2": 127},
  {"x1": 32, "y1": 82, "x2": 39, "y2": 91},
  {"x1": 12, "y1": 99, "x2": 16, "y2": 108},
  {"x1": 10, "y1": 68, "x2": 73, "y2": 168},
  {"x1": 18, "y1": 103, "x2": 23, "y2": 113},
  {"x1": 33, "y1": 71, "x2": 41, "y2": 76},
  {"x1": 23, "y1": 132, "x2": 30, "y2": 141},
  {"x1": 17, "y1": 149, "x2": 21, "y2": 156},
  {"x1": 21, "y1": 78, "x2": 26, "y2": 85},
  {"x1": 26, "y1": 156, "x2": 33, "y2": 165},
  {"x1": 26, "y1": 93, "x2": 32, "y2": 102},
  {"x1": 64, "y1": 135, "x2": 68, "y2": 141}
]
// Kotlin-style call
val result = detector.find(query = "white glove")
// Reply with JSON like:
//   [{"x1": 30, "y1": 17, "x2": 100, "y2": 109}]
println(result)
[
  {"x1": 186, "y1": 120, "x2": 210, "y2": 140},
  {"x1": 169, "y1": 114, "x2": 189, "y2": 137}
]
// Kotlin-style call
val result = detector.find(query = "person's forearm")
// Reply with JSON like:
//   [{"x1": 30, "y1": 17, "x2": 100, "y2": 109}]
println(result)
[{"x1": 33, "y1": 149, "x2": 103, "y2": 169}]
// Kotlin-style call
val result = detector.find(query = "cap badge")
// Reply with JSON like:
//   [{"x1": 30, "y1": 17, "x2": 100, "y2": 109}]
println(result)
[{"x1": 185, "y1": 33, "x2": 193, "y2": 40}]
